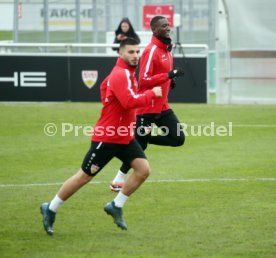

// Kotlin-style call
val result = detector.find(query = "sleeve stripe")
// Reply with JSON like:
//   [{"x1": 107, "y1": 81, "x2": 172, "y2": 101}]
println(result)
[
  {"x1": 125, "y1": 69, "x2": 139, "y2": 99},
  {"x1": 144, "y1": 45, "x2": 157, "y2": 78}
]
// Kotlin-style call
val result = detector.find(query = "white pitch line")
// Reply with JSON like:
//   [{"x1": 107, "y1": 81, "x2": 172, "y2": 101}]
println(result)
[
  {"x1": 148, "y1": 178, "x2": 276, "y2": 182},
  {"x1": 232, "y1": 124, "x2": 276, "y2": 128},
  {"x1": 188, "y1": 124, "x2": 276, "y2": 128},
  {"x1": 0, "y1": 178, "x2": 275, "y2": 188}
]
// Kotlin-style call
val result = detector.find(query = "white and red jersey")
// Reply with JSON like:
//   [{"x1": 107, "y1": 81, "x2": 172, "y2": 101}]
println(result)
[
  {"x1": 136, "y1": 36, "x2": 173, "y2": 115},
  {"x1": 92, "y1": 57, "x2": 156, "y2": 144}
]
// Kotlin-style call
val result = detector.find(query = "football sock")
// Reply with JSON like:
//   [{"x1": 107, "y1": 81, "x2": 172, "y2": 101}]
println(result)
[
  {"x1": 114, "y1": 192, "x2": 128, "y2": 208},
  {"x1": 49, "y1": 195, "x2": 64, "y2": 213},
  {"x1": 112, "y1": 170, "x2": 126, "y2": 183}
]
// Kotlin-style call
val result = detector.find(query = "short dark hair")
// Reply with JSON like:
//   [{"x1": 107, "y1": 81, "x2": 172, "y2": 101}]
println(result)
[
  {"x1": 119, "y1": 37, "x2": 139, "y2": 49},
  {"x1": 150, "y1": 16, "x2": 165, "y2": 30}
]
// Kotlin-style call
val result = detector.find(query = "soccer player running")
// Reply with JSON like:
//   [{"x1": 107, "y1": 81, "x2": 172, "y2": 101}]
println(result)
[
  {"x1": 40, "y1": 38, "x2": 162, "y2": 235},
  {"x1": 110, "y1": 16, "x2": 185, "y2": 192}
]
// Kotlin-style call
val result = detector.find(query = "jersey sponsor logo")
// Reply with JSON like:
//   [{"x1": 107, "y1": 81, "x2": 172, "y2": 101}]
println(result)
[
  {"x1": 161, "y1": 54, "x2": 168, "y2": 62},
  {"x1": 81, "y1": 70, "x2": 98, "y2": 89},
  {"x1": 0, "y1": 72, "x2": 47, "y2": 87}
]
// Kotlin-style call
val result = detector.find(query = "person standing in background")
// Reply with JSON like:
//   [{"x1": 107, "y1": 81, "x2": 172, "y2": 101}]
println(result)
[{"x1": 112, "y1": 17, "x2": 140, "y2": 52}]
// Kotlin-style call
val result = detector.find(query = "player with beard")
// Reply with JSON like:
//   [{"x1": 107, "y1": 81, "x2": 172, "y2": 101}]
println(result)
[{"x1": 40, "y1": 38, "x2": 162, "y2": 235}]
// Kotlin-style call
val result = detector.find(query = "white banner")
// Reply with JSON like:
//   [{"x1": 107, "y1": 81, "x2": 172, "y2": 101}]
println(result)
[
  {"x1": 0, "y1": 2, "x2": 209, "y2": 32},
  {"x1": 0, "y1": 3, "x2": 106, "y2": 31}
]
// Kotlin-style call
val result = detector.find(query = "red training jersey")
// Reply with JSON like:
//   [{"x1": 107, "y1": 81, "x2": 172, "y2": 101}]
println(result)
[
  {"x1": 136, "y1": 35, "x2": 173, "y2": 115},
  {"x1": 92, "y1": 57, "x2": 157, "y2": 144}
]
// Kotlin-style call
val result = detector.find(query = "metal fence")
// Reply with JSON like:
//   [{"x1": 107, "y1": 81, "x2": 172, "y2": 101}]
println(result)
[{"x1": 0, "y1": 0, "x2": 216, "y2": 49}]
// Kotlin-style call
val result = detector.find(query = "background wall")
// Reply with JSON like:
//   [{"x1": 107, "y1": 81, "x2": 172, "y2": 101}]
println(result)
[{"x1": 0, "y1": 55, "x2": 207, "y2": 103}]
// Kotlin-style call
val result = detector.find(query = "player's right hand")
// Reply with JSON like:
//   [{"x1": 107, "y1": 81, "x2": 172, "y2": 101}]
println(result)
[
  {"x1": 170, "y1": 78, "x2": 177, "y2": 89},
  {"x1": 152, "y1": 86, "x2": 162, "y2": 98}
]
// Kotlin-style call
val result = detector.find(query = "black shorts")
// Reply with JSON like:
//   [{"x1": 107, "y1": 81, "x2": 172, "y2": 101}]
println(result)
[
  {"x1": 81, "y1": 139, "x2": 147, "y2": 176},
  {"x1": 135, "y1": 109, "x2": 185, "y2": 149}
]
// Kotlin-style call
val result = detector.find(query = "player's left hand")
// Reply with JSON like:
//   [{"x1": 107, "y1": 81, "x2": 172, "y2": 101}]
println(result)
[
  {"x1": 170, "y1": 78, "x2": 177, "y2": 89},
  {"x1": 168, "y1": 67, "x2": 185, "y2": 79}
]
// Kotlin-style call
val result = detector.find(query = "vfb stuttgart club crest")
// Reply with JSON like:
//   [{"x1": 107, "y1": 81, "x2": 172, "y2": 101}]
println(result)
[{"x1": 82, "y1": 70, "x2": 98, "y2": 89}]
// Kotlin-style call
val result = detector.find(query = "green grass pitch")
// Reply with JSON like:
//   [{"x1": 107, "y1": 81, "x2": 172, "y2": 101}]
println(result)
[{"x1": 0, "y1": 102, "x2": 275, "y2": 258}]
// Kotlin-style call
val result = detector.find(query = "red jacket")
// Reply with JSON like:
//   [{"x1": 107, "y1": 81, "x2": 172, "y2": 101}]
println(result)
[
  {"x1": 136, "y1": 36, "x2": 173, "y2": 115},
  {"x1": 92, "y1": 57, "x2": 156, "y2": 144}
]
